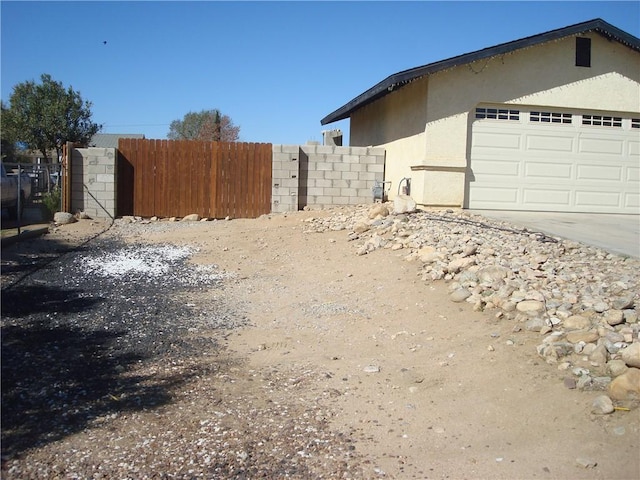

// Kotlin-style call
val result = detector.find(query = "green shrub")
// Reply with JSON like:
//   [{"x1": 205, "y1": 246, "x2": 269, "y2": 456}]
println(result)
[{"x1": 42, "y1": 187, "x2": 62, "y2": 217}]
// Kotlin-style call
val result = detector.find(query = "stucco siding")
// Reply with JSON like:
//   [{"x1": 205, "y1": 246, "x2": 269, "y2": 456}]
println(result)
[
  {"x1": 380, "y1": 133, "x2": 427, "y2": 201},
  {"x1": 351, "y1": 78, "x2": 428, "y2": 147}
]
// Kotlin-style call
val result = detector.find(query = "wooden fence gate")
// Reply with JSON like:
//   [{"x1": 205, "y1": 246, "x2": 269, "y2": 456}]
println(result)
[{"x1": 117, "y1": 139, "x2": 272, "y2": 219}]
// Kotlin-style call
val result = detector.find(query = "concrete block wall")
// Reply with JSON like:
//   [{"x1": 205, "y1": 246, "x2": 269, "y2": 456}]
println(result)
[
  {"x1": 271, "y1": 144, "x2": 386, "y2": 212},
  {"x1": 271, "y1": 145, "x2": 300, "y2": 214},
  {"x1": 71, "y1": 147, "x2": 117, "y2": 219}
]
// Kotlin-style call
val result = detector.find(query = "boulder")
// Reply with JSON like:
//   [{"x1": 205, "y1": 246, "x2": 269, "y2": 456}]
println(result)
[
  {"x1": 591, "y1": 395, "x2": 614, "y2": 415},
  {"x1": 418, "y1": 246, "x2": 443, "y2": 264},
  {"x1": 606, "y1": 359, "x2": 629, "y2": 378},
  {"x1": 603, "y1": 309, "x2": 625, "y2": 326},
  {"x1": 393, "y1": 195, "x2": 417, "y2": 214},
  {"x1": 450, "y1": 288, "x2": 471, "y2": 303},
  {"x1": 181, "y1": 214, "x2": 200, "y2": 222},
  {"x1": 368, "y1": 204, "x2": 389, "y2": 219},
  {"x1": 564, "y1": 315, "x2": 592, "y2": 331},
  {"x1": 589, "y1": 344, "x2": 609, "y2": 366},
  {"x1": 516, "y1": 300, "x2": 545, "y2": 315},
  {"x1": 620, "y1": 342, "x2": 640, "y2": 368},
  {"x1": 608, "y1": 368, "x2": 640, "y2": 401},
  {"x1": 353, "y1": 222, "x2": 370, "y2": 234},
  {"x1": 612, "y1": 294, "x2": 635, "y2": 310},
  {"x1": 565, "y1": 330, "x2": 599, "y2": 344},
  {"x1": 53, "y1": 212, "x2": 76, "y2": 224},
  {"x1": 477, "y1": 265, "x2": 510, "y2": 284},
  {"x1": 447, "y1": 257, "x2": 476, "y2": 273}
]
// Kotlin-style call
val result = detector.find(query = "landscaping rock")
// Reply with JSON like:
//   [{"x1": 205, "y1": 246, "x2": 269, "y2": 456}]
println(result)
[
  {"x1": 613, "y1": 294, "x2": 635, "y2": 310},
  {"x1": 516, "y1": 300, "x2": 545, "y2": 315},
  {"x1": 608, "y1": 368, "x2": 640, "y2": 401},
  {"x1": 566, "y1": 330, "x2": 599, "y2": 344},
  {"x1": 368, "y1": 204, "x2": 389, "y2": 219},
  {"x1": 450, "y1": 288, "x2": 472, "y2": 303},
  {"x1": 591, "y1": 395, "x2": 614, "y2": 414},
  {"x1": 606, "y1": 360, "x2": 628, "y2": 378},
  {"x1": 620, "y1": 343, "x2": 640, "y2": 368},
  {"x1": 53, "y1": 212, "x2": 76, "y2": 225},
  {"x1": 604, "y1": 310, "x2": 625, "y2": 326},
  {"x1": 564, "y1": 315, "x2": 593, "y2": 331},
  {"x1": 393, "y1": 195, "x2": 417, "y2": 214}
]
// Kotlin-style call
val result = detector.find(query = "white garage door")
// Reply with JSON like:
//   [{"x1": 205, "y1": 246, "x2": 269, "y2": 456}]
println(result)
[{"x1": 469, "y1": 106, "x2": 640, "y2": 213}]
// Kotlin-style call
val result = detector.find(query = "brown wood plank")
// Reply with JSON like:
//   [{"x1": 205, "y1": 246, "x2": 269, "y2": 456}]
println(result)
[
  {"x1": 202, "y1": 142, "x2": 213, "y2": 218},
  {"x1": 196, "y1": 141, "x2": 207, "y2": 217},
  {"x1": 187, "y1": 140, "x2": 195, "y2": 216},
  {"x1": 180, "y1": 140, "x2": 191, "y2": 216},
  {"x1": 156, "y1": 139, "x2": 167, "y2": 216},
  {"x1": 246, "y1": 143, "x2": 256, "y2": 217},
  {"x1": 218, "y1": 142, "x2": 230, "y2": 217},
  {"x1": 132, "y1": 139, "x2": 144, "y2": 216},
  {"x1": 117, "y1": 139, "x2": 134, "y2": 216},
  {"x1": 264, "y1": 143, "x2": 274, "y2": 214},
  {"x1": 231, "y1": 142, "x2": 242, "y2": 218},
  {"x1": 209, "y1": 142, "x2": 218, "y2": 218}
]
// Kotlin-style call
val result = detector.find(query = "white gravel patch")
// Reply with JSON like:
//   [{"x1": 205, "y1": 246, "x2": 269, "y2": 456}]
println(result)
[{"x1": 84, "y1": 244, "x2": 195, "y2": 278}]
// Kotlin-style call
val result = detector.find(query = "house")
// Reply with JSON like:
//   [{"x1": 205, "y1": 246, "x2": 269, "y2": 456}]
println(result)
[{"x1": 321, "y1": 19, "x2": 640, "y2": 214}]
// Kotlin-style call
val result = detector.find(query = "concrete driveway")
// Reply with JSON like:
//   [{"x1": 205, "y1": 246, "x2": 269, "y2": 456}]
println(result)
[{"x1": 471, "y1": 210, "x2": 640, "y2": 258}]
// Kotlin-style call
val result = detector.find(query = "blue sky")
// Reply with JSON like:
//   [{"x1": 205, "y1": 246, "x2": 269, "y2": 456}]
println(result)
[{"x1": 1, "y1": 1, "x2": 638, "y2": 145}]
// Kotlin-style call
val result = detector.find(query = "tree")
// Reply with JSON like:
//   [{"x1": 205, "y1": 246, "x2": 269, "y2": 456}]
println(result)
[
  {"x1": 1, "y1": 101, "x2": 17, "y2": 161},
  {"x1": 168, "y1": 109, "x2": 240, "y2": 142},
  {"x1": 3, "y1": 74, "x2": 101, "y2": 162}
]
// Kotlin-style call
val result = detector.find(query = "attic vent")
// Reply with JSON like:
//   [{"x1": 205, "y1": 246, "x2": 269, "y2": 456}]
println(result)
[{"x1": 576, "y1": 37, "x2": 591, "y2": 67}]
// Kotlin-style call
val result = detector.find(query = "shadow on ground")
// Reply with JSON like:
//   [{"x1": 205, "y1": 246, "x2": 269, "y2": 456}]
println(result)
[{"x1": 1, "y1": 284, "x2": 198, "y2": 460}]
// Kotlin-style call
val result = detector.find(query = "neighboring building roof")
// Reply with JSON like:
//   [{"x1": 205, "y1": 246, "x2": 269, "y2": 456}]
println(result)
[
  {"x1": 90, "y1": 133, "x2": 145, "y2": 148},
  {"x1": 321, "y1": 18, "x2": 640, "y2": 125}
]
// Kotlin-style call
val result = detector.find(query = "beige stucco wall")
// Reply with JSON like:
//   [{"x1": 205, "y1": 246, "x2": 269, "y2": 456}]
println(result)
[{"x1": 349, "y1": 32, "x2": 640, "y2": 206}]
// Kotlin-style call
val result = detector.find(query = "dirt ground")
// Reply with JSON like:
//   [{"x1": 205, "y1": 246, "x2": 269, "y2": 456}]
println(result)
[{"x1": 3, "y1": 211, "x2": 639, "y2": 479}]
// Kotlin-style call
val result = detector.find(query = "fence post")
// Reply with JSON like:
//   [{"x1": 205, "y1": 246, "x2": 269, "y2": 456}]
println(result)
[{"x1": 62, "y1": 142, "x2": 72, "y2": 212}]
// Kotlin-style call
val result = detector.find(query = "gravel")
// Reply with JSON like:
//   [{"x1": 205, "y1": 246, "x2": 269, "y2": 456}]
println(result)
[{"x1": 1, "y1": 229, "x2": 364, "y2": 479}]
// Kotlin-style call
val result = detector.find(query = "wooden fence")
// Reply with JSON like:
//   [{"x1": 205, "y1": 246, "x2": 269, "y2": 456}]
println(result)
[{"x1": 117, "y1": 139, "x2": 272, "y2": 219}]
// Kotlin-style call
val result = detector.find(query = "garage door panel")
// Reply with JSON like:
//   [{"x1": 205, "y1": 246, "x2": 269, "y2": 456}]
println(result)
[
  {"x1": 526, "y1": 134, "x2": 573, "y2": 152},
  {"x1": 523, "y1": 188, "x2": 571, "y2": 205},
  {"x1": 469, "y1": 186, "x2": 518, "y2": 203},
  {"x1": 473, "y1": 132, "x2": 521, "y2": 150},
  {"x1": 576, "y1": 165, "x2": 623, "y2": 181},
  {"x1": 575, "y1": 190, "x2": 623, "y2": 208},
  {"x1": 472, "y1": 159, "x2": 520, "y2": 176},
  {"x1": 625, "y1": 193, "x2": 639, "y2": 208},
  {"x1": 525, "y1": 162, "x2": 572, "y2": 179},
  {"x1": 469, "y1": 107, "x2": 639, "y2": 214},
  {"x1": 473, "y1": 185, "x2": 518, "y2": 202},
  {"x1": 578, "y1": 137, "x2": 624, "y2": 155}
]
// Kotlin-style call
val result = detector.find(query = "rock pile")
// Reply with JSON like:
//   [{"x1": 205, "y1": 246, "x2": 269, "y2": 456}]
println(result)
[{"x1": 303, "y1": 203, "x2": 640, "y2": 406}]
